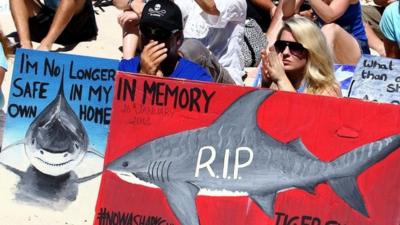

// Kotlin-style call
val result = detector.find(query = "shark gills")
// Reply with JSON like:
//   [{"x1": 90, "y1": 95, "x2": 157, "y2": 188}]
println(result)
[{"x1": 108, "y1": 89, "x2": 400, "y2": 225}]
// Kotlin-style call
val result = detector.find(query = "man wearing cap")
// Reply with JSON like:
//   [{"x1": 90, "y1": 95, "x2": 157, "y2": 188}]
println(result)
[{"x1": 118, "y1": 0, "x2": 213, "y2": 82}]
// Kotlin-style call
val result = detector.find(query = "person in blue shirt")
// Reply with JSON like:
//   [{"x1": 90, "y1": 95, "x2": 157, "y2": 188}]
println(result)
[
  {"x1": 379, "y1": 1, "x2": 400, "y2": 58},
  {"x1": 118, "y1": 0, "x2": 213, "y2": 82}
]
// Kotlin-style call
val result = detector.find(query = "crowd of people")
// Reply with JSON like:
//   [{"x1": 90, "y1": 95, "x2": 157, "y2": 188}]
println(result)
[{"x1": 1, "y1": 0, "x2": 399, "y2": 96}]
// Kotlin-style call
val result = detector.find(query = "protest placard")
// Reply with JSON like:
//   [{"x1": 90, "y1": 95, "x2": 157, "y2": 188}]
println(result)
[
  {"x1": 349, "y1": 55, "x2": 400, "y2": 104},
  {"x1": 0, "y1": 49, "x2": 118, "y2": 224},
  {"x1": 95, "y1": 72, "x2": 400, "y2": 225}
]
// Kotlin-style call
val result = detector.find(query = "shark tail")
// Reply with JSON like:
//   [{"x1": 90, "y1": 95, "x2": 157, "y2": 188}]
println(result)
[{"x1": 327, "y1": 134, "x2": 400, "y2": 217}]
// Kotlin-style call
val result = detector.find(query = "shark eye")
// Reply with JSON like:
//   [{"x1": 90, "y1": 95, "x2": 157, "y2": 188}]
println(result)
[
  {"x1": 122, "y1": 161, "x2": 129, "y2": 167},
  {"x1": 31, "y1": 138, "x2": 36, "y2": 146},
  {"x1": 73, "y1": 142, "x2": 80, "y2": 151}
]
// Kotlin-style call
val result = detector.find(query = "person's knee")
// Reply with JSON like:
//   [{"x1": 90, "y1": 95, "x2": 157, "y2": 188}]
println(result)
[{"x1": 321, "y1": 23, "x2": 340, "y2": 46}]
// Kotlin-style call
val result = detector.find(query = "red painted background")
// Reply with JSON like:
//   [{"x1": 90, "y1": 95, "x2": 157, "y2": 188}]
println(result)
[{"x1": 95, "y1": 72, "x2": 400, "y2": 225}]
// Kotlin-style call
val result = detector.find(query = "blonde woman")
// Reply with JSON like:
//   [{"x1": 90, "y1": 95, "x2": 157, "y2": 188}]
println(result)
[{"x1": 260, "y1": 16, "x2": 342, "y2": 97}]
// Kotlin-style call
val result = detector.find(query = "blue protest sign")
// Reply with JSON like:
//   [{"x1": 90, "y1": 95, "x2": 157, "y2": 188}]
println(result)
[{"x1": 0, "y1": 49, "x2": 118, "y2": 224}]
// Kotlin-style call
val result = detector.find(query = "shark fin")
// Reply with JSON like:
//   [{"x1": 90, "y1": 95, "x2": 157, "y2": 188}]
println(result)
[
  {"x1": 211, "y1": 90, "x2": 273, "y2": 129},
  {"x1": 0, "y1": 161, "x2": 24, "y2": 178},
  {"x1": 287, "y1": 138, "x2": 318, "y2": 160},
  {"x1": 251, "y1": 193, "x2": 276, "y2": 217},
  {"x1": 87, "y1": 147, "x2": 104, "y2": 158},
  {"x1": 1, "y1": 139, "x2": 25, "y2": 152},
  {"x1": 74, "y1": 172, "x2": 102, "y2": 184},
  {"x1": 161, "y1": 182, "x2": 200, "y2": 225},
  {"x1": 328, "y1": 177, "x2": 369, "y2": 217}
]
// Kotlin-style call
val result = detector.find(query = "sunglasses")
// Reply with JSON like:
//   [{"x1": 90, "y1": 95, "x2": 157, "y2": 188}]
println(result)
[
  {"x1": 274, "y1": 40, "x2": 307, "y2": 56},
  {"x1": 140, "y1": 26, "x2": 179, "y2": 41}
]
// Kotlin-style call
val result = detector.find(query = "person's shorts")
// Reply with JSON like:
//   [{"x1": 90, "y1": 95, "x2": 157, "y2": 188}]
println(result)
[{"x1": 28, "y1": 0, "x2": 98, "y2": 45}]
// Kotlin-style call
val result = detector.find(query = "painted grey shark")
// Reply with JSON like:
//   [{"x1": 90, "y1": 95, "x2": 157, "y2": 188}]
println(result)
[
  {"x1": 108, "y1": 89, "x2": 400, "y2": 225},
  {"x1": 24, "y1": 76, "x2": 89, "y2": 176},
  {"x1": 2, "y1": 76, "x2": 102, "y2": 177}
]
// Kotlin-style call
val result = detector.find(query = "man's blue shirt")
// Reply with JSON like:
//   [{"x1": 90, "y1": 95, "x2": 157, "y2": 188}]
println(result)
[{"x1": 118, "y1": 56, "x2": 213, "y2": 82}]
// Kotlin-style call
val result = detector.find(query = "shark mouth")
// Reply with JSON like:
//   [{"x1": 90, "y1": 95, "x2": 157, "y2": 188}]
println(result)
[
  {"x1": 35, "y1": 157, "x2": 74, "y2": 167},
  {"x1": 112, "y1": 171, "x2": 158, "y2": 188}
]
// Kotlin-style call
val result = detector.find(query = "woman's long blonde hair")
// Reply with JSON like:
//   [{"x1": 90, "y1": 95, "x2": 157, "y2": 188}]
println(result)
[{"x1": 279, "y1": 16, "x2": 340, "y2": 95}]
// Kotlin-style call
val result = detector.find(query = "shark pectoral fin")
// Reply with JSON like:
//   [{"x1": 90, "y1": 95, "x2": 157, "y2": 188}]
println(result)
[
  {"x1": 0, "y1": 161, "x2": 24, "y2": 178},
  {"x1": 0, "y1": 139, "x2": 26, "y2": 177},
  {"x1": 1, "y1": 139, "x2": 25, "y2": 152},
  {"x1": 328, "y1": 177, "x2": 369, "y2": 217},
  {"x1": 87, "y1": 147, "x2": 104, "y2": 158},
  {"x1": 287, "y1": 138, "x2": 318, "y2": 160},
  {"x1": 251, "y1": 193, "x2": 276, "y2": 218},
  {"x1": 74, "y1": 171, "x2": 103, "y2": 183},
  {"x1": 161, "y1": 182, "x2": 200, "y2": 225}
]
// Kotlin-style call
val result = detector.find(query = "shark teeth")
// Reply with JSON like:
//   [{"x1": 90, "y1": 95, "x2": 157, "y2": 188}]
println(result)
[{"x1": 35, "y1": 157, "x2": 74, "y2": 167}]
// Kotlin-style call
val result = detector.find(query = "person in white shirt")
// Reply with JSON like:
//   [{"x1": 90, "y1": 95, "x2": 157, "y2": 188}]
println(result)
[{"x1": 176, "y1": 0, "x2": 247, "y2": 85}]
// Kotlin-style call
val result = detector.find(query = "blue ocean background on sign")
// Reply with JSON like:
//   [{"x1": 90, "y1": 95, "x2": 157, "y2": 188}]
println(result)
[
  {"x1": 3, "y1": 49, "x2": 119, "y2": 154},
  {"x1": 334, "y1": 64, "x2": 356, "y2": 97}
]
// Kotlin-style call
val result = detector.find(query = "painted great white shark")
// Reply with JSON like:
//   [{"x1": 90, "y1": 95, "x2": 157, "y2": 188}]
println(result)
[
  {"x1": 0, "y1": 76, "x2": 104, "y2": 209},
  {"x1": 2, "y1": 76, "x2": 103, "y2": 177},
  {"x1": 108, "y1": 89, "x2": 400, "y2": 225}
]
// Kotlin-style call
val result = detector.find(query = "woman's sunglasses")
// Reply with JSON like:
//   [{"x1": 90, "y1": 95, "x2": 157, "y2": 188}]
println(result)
[
  {"x1": 274, "y1": 40, "x2": 307, "y2": 57},
  {"x1": 139, "y1": 26, "x2": 179, "y2": 41}
]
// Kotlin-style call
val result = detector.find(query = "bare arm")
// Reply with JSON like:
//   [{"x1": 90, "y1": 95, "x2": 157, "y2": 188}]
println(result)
[
  {"x1": 266, "y1": 1, "x2": 283, "y2": 47},
  {"x1": 282, "y1": 0, "x2": 304, "y2": 18},
  {"x1": 364, "y1": 21, "x2": 386, "y2": 56},
  {"x1": 250, "y1": 0, "x2": 277, "y2": 16},
  {"x1": 309, "y1": 0, "x2": 351, "y2": 23},
  {"x1": 195, "y1": 0, "x2": 220, "y2": 15},
  {"x1": 113, "y1": 0, "x2": 131, "y2": 10},
  {"x1": 113, "y1": 0, "x2": 145, "y2": 14},
  {"x1": 38, "y1": 0, "x2": 86, "y2": 50},
  {"x1": 115, "y1": 0, "x2": 145, "y2": 59},
  {"x1": 0, "y1": 68, "x2": 5, "y2": 87},
  {"x1": 373, "y1": 0, "x2": 396, "y2": 7}
]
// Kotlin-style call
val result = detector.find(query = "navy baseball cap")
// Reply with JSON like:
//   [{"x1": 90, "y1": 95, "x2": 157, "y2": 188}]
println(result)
[{"x1": 140, "y1": 0, "x2": 183, "y2": 32}]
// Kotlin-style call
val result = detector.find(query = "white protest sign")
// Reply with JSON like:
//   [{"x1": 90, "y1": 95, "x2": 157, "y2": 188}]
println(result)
[{"x1": 349, "y1": 55, "x2": 400, "y2": 104}]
